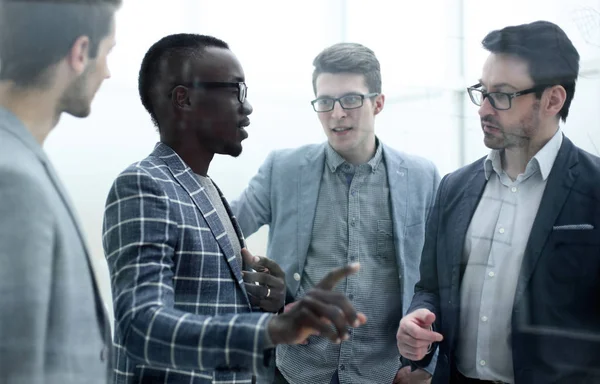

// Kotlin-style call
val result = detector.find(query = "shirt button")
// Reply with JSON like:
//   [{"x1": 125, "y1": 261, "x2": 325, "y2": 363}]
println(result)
[
  {"x1": 348, "y1": 294, "x2": 354, "y2": 300},
  {"x1": 293, "y1": 273, "x2": 301, "y2": 281},
  {"x1": 498, "y1": 228, "x2": 505, "y2": 234},
  {"x1": 340, "y1": 364, "x2": 346, "y2": 371},
  {"x1": 351, "y1": 189, "x2": 357, "y2": 196},
  {"x1": 481, "y1": 316, "x2": 488, "y2": 322},
  {"x1": 488, "y1": 271, "x2": 495, "y2": 278},
  {"x1": 511, "y1": 186, "x2": 518, "y2": 193},
  {"x1": 351, "y1": 219, "x2": 356, "y2": 227},
  {"x1": 480, "y1": 360, "x2": 486, "y2": 366}
]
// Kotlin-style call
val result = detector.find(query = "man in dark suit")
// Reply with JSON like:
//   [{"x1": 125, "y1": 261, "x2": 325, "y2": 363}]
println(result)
[{"x1": 396, "y1": 20, "x2": 600, "y2": 384}]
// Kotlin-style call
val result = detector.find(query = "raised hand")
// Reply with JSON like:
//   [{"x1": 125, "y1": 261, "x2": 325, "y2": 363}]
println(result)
[{"x1": 267, "y1": 263, "x2": 367, "y2": 345}]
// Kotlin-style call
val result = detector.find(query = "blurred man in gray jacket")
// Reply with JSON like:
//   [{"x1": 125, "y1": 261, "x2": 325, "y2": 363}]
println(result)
[{"x1": 0, "y1": 1, "x2": 120, "y2": 383}]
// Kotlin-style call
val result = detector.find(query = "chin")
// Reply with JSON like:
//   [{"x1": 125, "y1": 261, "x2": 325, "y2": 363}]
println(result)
[
  {"x1": 65, "y1": 103, "x2": 92, "y2": 119},
  {"x1": 224, "y1": 143, "x2": 243, "y2": 158},
  {"x1": 483, "y1": 136, "x2": 505, "y2": 150}
]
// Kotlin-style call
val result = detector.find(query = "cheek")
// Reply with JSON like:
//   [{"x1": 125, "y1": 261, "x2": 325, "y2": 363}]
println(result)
[{"x1": 317, "y1": 113, "x2": 330, "y2": 128}]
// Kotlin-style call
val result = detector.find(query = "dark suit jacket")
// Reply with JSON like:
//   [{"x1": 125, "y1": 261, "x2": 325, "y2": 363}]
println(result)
[{"x1": 408, "y1": 136, "x2": 600, "y2": 384}]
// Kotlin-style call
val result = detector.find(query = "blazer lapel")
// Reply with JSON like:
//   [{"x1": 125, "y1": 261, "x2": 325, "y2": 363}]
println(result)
[
  {"x1": 296, "y1": 145, "x2": 326, "y2": 283},
  {"x1": 0, "y1": 110, "x2": 110, "y2": 337},
  {"x1": 450, "y1": 165, "x2": 487, "y2": 298},
  {"x1": 155, "y1": 144, "x2": 249, "y2": 303},
  {"x1": 513, "y1": 137, "x2": 578, "y2": 306},
  {"x1": 43, "y1": 161, "x2": 110, "y2": 331},
  {"x1": 212, "y1": 181, "x2": 247, "y2": 253},
  {"x1": 382, "y1": 146, "x2": 408, "y2": 284}
]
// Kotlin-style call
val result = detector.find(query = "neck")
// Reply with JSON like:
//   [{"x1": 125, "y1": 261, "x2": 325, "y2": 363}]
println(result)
[
  {"x1": 0, "y1": 84, "x2": 60, "y2": 145},
  {"x1": 338, "y1": 135, "x2": 377, "y2": 165},
  {"x1": 501, "y1": 124, "x2": 558, "y2": 180},
  {"x1": 161, "y1": 132, "x2": 213, "y2": 176}
]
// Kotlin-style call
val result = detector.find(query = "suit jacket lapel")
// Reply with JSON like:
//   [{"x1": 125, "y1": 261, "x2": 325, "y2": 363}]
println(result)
[
  {"x1": 155, "y1": 144, "x2": 249, "y2": 303},
  {"x1": 212, "y1": 181, "x2": 247, "y2": 252},
  {"x1": 514, "y1": 137, "x2": 578, "y2": 306},
  {"x1": 382, "y1": 146, "x2": 408, "y2": 289},
  {"x1": 43, "y1": 160, "x2": 110, "y2": 332},
  {"x1": 0, "y1": 109, "x2": 110, "y2": 337},
  {"x1": 451, "y1": 165, "x2": 487, "y2": 298},
  {"x1": 296, "y1": 145, "x2": 326, "y2": 285}
]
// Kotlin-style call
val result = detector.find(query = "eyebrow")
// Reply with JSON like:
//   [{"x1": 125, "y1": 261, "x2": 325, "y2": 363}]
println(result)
[{"x1": 478, "y1": 80, "x2": 518, "y2": 91}]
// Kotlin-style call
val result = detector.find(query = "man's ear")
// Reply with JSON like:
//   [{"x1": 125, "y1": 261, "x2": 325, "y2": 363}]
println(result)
[
  {"x1": 542, "y1": 85, "x2": 567, "y2": 119},
  {"x1": 171, "y1": 85, "x2": 192, "y2": 110},
  {"x1": 66, "y1": 35, "x2": 90, "y2": 75},
  {"x1": 374, "y1": 93, "x2": 385, "y2": 115}
]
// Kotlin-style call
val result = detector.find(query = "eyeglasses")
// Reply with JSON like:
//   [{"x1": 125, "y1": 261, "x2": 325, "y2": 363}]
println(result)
[
  {"x1": 467, "y1": 83, "x2": 549, "y2": 110},
  {"x1": 170, "y1": 81, "x2": 248, "y2": 103},
  {"x1": 311, "y1": 92, "x2": 379, "y2": 112}
]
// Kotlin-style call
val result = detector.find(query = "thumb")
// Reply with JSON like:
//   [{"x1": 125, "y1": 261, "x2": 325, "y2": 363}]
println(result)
[
  {"x1": 241, "y1": 248, "x2": 260, "y2": 265},
  {"x1": 412, "y1": 308, "x2": 436, "y2": 327}
]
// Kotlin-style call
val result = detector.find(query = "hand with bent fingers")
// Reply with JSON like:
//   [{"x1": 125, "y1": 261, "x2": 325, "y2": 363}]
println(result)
[
  {"x1": 396, "y1": 309, "x2": 444, "y2": 361},
  {"x1": 268, "y1": 263, "x2": 367, "y2": 345},
  {"x1": 241, "y1": 248, "x2": 286, "y2": 313}
]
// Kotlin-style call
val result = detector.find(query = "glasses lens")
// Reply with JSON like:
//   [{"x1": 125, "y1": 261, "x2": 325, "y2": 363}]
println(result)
[
  {"x1": 314, "y1": 98, "x2": 334, "y2": 112},
  {"x1": 469, "y1": 89, "x2": 483, "y2": 106},
  {"x1": 489, "y1": 93, "x2": 510, "y2": 110},
  {"x1": 339, "y1": 95, "x2": 363, "y2": 109},
  {"x1": 238, "y1": 83, "x2": 246, "y2": 103}
]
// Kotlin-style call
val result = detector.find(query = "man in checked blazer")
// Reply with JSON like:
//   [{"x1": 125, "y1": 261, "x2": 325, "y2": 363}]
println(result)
[
  {"x1": 0, "y1": 1, "x2": 120, "y2": 383},
  {"x1": 397, "y1": 21, "x2": 600, "y2": 384},
  {"x1": 102, "y1": 34, "x2": 366, "y2": 384}
]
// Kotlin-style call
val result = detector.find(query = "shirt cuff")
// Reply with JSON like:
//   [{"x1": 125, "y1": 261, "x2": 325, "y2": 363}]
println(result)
[{"x1": 263, "y1": 323, "x2": 274, "y2": 349}]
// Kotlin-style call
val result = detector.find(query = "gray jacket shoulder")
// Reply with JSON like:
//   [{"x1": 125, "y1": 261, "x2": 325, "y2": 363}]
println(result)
[
  {"x1": 265, "y1": 143, "x2": 325, "y2": 169},
  {"x1": 382, "y1": 143, "x2": 438, "y2": 175}
]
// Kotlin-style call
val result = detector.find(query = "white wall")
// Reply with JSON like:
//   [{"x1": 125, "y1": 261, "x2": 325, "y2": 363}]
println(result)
[{"x1": 42, "y1": 0, "x2": 600, "y2": 317}]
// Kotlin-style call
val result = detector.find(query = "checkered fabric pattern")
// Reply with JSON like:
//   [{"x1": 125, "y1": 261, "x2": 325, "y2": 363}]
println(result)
[{"x1": 102, "y1": 143, "x2": 273, "y2": 384}]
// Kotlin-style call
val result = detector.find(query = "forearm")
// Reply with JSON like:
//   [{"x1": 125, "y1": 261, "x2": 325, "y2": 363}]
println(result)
[{"x1": 120, "y1": 305, "x2": 274, "y2": 374}]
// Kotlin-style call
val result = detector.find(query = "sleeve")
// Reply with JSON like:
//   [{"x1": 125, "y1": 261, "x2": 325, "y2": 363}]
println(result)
[
  {"x1": 406, "y1": 174, "x2": 448, "y2": 368},
  {"x1": 229, "y1": 151, "x2": 275, "y2": 237},
  {"x1": 102, "y1": 169, "x2": 273, "y2": 375},
  {"x1": 0, "y1": 169, "x2": 54, "y2": 380}
]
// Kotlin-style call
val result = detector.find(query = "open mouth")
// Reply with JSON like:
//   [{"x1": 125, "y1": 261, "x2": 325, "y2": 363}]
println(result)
[
  {"x1": 482, "y1": 124, "x2": 500, "y2": 131},
  {"x1": 239, "y1": 119, "x2": 250, "y2": 129},
  {"x1": 332, "y1": 127, "x2": 352, "y2": 133}
]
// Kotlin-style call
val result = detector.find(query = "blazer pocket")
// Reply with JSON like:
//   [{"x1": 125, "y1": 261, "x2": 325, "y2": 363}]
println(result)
[
  {"x1": 547, "y1": 229, "x2": 600, "y2": 283},
  {"x1": 549, "y1": 228, "x2": 600, "y2": 245}
]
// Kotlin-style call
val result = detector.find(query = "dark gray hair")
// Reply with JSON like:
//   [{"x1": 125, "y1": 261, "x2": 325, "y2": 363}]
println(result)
[
  {"x1": 482, "y1": 20, "x2": 580, "y2": 122},
  {"x1": 0, "y1": 0, "x2": 121, "y2": 88},
  {"x1": 312, "y1": 42, "x2": 381, "y2": 94}
]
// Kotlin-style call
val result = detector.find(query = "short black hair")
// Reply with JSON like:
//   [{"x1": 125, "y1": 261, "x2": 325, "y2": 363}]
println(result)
[
  {"x1": 0, "y1": 0, "x2": 121, "y2": 88},
  {"x1": 312, "y1": 42, "x2": 381, "y2": 95},
  {"x1": 138, "y1": 33, "x2": 229, "y2": 128},
  {"x1": 482, "y1": 20, "x2": 580, "y2": 122}
]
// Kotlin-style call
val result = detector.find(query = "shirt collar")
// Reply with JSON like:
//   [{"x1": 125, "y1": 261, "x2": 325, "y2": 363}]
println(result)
[
  {"x1": 483, "y1": 128, "x2": 563, "y2": 181},
  {"x1": 325, "y1": 137, "x2": 384, "y2": 173}
]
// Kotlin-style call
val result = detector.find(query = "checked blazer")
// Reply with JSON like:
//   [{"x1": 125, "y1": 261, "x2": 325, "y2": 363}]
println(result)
[{"x1": 102, "y1": 142, "x2": 273, "y2": 384}]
